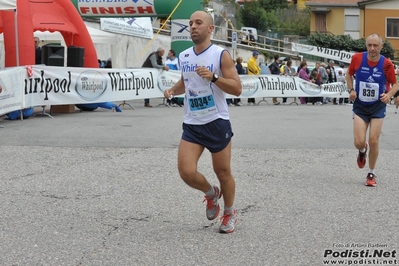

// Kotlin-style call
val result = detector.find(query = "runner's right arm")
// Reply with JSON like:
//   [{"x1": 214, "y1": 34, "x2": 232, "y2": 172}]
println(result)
[{"x1": 164, "y1": 76, "x2": 185, "y2": 99}]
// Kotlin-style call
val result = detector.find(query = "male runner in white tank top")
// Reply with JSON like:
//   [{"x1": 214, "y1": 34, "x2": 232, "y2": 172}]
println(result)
[{"x1": 164, "y1": 10, "x2": 242, "y2": 233}]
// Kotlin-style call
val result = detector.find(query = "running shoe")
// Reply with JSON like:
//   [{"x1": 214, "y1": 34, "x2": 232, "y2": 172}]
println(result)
[
  {"x1": 219, "y1": 210, "x2": 237, "y2": 233},
  {"x1": 203, "y1": 186, "x2": 222, "y2": 220},
  {"x1": 365, "y1": 173, "x2": 377, "y2": 187},
  {"x1": 357, "y1": 142, "x2": 369, "y2": 169}
]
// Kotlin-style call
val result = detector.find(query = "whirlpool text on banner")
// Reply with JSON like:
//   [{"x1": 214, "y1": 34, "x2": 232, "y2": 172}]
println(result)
[
  {"x1": 2, "y1": 65, "x2": 350, "y2": 116},
  {"x1": 237, "y1": 74, "x2": 349, "y2": 99}
]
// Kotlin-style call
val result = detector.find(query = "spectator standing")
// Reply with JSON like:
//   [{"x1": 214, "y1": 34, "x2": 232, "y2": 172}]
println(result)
[
  {"x1": 142, "y1": 47, "x2": 169, "y2": 107},
  {"x1": 312, "y1": 62, "x2": 322, "y2": 84},
  {"x1": 247, "y1": 30, "x2": 255, "y2": 44},
  {"x1": 319, "y1": 62, "x2": 329, "y2": 103},
  {"x1": 298, "y1": 61, "x2": 310, "y2": 104},
  {"x1": 279, "y1": 60, "x2": 288, "y2": 104},
  {"x1": 163, "y1": 10, "x2": 242, "y2": 233},
  {"x1": 283, "y1": 59, "x2": 295, "y2": 77},
  {"x1": 234, "y1": 57, "x2": 245, "y2": 106},
  {"x1": 104, "y1": 58, "x2": 112, "y2": 68},
  {"x1": 319, "y1": 62, "x2": 328, "y2": 84},
  {"x1": 165, "y1": 49, "x2": 179, "y2": 70},
  {"x1": 336, "y1": 70, "x2": 347, "y2": 105},
  {"x1": 269, "y1": 54, "x2": 281, "y2": 105},
  {"x1": 309, "y1": 63, "x2": 322, "y2": 105},
  {"x1": 279, "y1": 60, "x2": 286, "y2": 74},
  {"x1": 34, "y1": 37, "x2": 41, "y2": 64},
  {"x1": 326, "y1": 60, "x2": 338, "y2": 104},
  {"x1": 165, "y1": 49, "x2": 180, "y2": 106},
  {"x1": 282, "y1": 60, "x2": 296, "y2": 104},
  {"x1": 247, "y1": 51, "x2": 261, "y2": 105},
  {"x1": 346, "y1": 33, "x2": 398, "y2": 186},
  {"x1": 335, "y1": 63, "x2": 346, "y2": 78},
  {"x1": 311, "y1": 69, "x2": 323, "y2": 105}
]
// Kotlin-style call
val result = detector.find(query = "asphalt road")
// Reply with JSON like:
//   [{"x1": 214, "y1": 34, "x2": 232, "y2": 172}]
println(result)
[{"x1": 1, "y1": 98, "x2": 398, "y2": 266}]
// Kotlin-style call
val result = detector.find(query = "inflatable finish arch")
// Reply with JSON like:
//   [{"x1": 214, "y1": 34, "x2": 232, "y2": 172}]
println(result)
[
  {"x1": 0, "y1": 0, "x2": 99, "y2": 68},
  {"x1": 70, "y1": 0, "x2": 202, "y2": 55},
  {"x1": 0, "y1": 0, "x2": 201, "y2": 68}
]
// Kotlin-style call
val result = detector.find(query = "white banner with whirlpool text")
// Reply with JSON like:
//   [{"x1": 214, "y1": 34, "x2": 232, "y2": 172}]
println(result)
[
  {"x1": 1, "y1": 65, "x2": 350, "y2": 116},
  {"x1": 291, "y1": 43, "x2": 355, "y2": 64},
  {"x1": 0, "y1": 67, "x2": 25, "y2": 116}
]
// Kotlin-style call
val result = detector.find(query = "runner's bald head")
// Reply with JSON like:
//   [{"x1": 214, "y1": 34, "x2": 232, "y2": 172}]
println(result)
[
  {"x1": 366, "y1": 33, "x2": 383, "y2": 45},
  {"x1": 191, "y1": 10, "x2": 214, "y2": 26}
]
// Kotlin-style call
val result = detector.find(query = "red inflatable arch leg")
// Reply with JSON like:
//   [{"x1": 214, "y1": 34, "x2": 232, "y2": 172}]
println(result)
[{"x1": 2, "y1": 0, "x2": 35, "y2": 67}]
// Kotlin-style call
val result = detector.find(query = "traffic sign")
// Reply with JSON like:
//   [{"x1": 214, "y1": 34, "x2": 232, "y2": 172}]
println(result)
[
  {"x1": 232, "y1": 32, "x2": 237, "y2": 43},
  {"x1": 232, "y1": 31, "x2": 237, "y2": 49}
]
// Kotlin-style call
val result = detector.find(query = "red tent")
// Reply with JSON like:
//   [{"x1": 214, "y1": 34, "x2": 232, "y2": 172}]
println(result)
[{"x1": 0, "y1": 0, "x2": 98, "y2": 67}]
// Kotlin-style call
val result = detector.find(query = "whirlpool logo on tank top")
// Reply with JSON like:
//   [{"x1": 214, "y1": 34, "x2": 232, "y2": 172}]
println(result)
[
  {"x1": 181, "y1": 63, "x2": 214, "y2": 73},
  {"x1": 372, "y1": 67, "x2": 382, "y2": 78},
  {"x1": 188, "y1": 89, "x2": 198, "y2": 97}
]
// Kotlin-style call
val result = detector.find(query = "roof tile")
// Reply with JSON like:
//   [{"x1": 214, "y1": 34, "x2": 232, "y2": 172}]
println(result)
[{"x1": 306, "y1": 0, "x2": 362, "y2": 5}]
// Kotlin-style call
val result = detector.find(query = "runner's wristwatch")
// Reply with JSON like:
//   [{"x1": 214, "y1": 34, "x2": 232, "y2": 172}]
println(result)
[
  {"x1": 348, "y1": 88, "x2": 355, "y2": 93},
  {"x1": 211, "y1": 73, "x2": 219, "y2": 83}
]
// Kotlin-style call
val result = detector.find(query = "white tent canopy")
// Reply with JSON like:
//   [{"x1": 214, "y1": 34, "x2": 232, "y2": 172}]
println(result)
[
  {"x1": 0, "y1": 25, "x2": 117, "y2": 45},
  {"x1": 32, "y1": 26, "x2": 117, "y2": 45},
  {"x1": 0, "y1": 0, "x2": 16, "y2": 10},
  {"x1": 0, "y1": 26, "x2": 117, "y2": 45}
]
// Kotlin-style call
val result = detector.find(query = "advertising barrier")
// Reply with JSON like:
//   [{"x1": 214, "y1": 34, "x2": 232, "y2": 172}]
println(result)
[
  {"x1": 0, "y1": 65, "x2": 350, "y2": 116},
  {"x1": 291, "y1": 43, "x2": 355, "y2": 64},
  {"x1": 0, "y1": 67, "x2": 25, "y2": 115}
]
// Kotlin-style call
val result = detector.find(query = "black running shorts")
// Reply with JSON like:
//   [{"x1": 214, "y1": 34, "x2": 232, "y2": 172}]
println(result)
[{"x1": 182, "y1": 118, "x2": 233, "y2": 153}]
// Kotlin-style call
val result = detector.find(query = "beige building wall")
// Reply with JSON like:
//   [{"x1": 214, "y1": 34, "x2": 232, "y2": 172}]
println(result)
[
  {"x1": 309, "y1": 11, "x2": 316, "y2": 33},
  {"x1": 325, "y1": 8, "x2": 344, "y2": 35},
  {"x1": 309, "y1": 8, "x2": 344, "y2": 35},
  {"x1": 359, "y1": 9, "x2": 365, "y2": 39},
  {"x1": 364, "y1": 9, "x2": 399, "y2": 51}
]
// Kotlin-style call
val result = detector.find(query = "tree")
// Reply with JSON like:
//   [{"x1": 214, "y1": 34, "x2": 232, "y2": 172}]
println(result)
[
  {"x1": 274, "y1": 6, "x2": 310, "y2": 36},
  {"x1": 240, "y1": 2, "x2": 278, "y2": 31},
  {"x1": 258, "y1": 0, "x2": 289, "y2": 10},
  {"x1": 240, "y1": 0, "x2": 309, "y2": 36}
]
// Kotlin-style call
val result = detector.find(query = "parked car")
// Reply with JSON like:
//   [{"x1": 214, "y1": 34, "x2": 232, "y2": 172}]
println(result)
[{"x1": 240, "y1": 27, "x2": 258, "y2": 44}]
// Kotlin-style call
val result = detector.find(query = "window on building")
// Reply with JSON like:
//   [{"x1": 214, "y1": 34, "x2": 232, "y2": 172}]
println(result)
[
  {"x1": 315, "y1": 13, "x2": 326, "y2": 33},
  {"x1": 387, "y1": 18, "x2": 399, "y2": 38},
  {"x1": 345, "y1": 15, "x2": 359, "y2": 32}
]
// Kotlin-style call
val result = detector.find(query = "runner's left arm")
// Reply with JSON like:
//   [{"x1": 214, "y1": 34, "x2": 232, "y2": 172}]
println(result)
[{"x1": 215, "y1": 51, "x2": 242, "y2": 96}]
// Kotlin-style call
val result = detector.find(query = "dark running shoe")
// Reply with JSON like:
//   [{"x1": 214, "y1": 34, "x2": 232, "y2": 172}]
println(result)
[
  {"x1": 357, "y1": 142, "x2": 369, "y2": 169},
  {"x1": 365, "y1": 173, "x2": 377, "y2": 187}
]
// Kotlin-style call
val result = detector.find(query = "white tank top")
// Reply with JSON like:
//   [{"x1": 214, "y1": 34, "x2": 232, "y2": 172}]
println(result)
[{"x1": 179, "y1": 44, "x2": 229, "y2": 125}]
